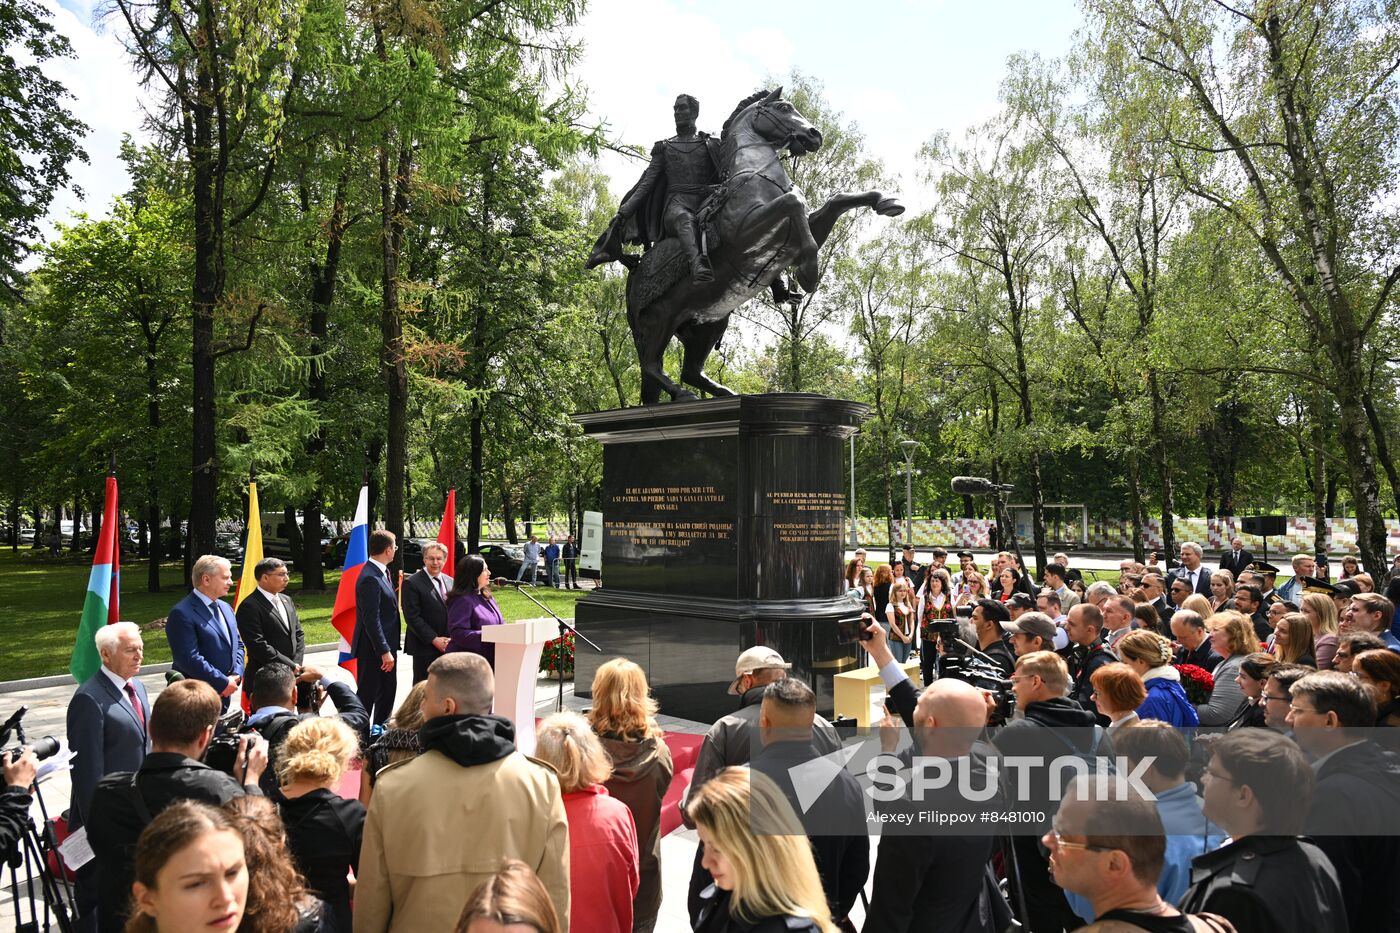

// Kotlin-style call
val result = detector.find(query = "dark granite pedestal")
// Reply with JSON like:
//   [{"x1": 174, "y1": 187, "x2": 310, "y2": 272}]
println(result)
[{"x1": 572, "y1": 394, "x2": 870, "y2": 724}]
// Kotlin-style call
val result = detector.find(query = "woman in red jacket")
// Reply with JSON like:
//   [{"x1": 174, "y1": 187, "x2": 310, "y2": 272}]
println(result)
[{"x1": 536, "y1": 711, "x2": 641, "y2": 933}]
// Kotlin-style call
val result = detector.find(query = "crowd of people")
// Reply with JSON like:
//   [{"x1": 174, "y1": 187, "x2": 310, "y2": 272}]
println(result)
[{"x1": 6, "y1": 538, "x2": 1400, "y2": 932}]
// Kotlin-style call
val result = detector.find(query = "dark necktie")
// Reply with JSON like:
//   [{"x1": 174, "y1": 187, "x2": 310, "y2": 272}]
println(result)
[{"x1": 125, "y1": 683, "x2": 146, "y2": 732}]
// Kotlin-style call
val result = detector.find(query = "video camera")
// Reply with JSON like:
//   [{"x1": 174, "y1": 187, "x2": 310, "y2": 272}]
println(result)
[
  {"x1": 201, "y1": 708, "x2": 255, "y2": 780},
  {"x1": 0, "y1": 706, "x2": 61, "y2": 766},
  {"x1": 938, "y1": 655, "x2": 1015, "y2": 725}
]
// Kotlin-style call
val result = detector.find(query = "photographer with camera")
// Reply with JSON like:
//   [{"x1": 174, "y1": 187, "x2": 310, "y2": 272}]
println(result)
[
  {"x1": 0, "y1": 746, "x2": 37, "y2": 860},
  {"x1": 85, "y1": 679, "x2": 268, "y2": 932},
  {"x1": 242, "y1": 661, "x2": 368, "y2": 794}
]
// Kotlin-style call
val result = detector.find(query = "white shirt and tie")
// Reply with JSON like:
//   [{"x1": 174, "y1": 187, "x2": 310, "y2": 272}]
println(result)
[
  {"x1": 100, "y1": 665, "x2": 146, "y2": 731},
  {"x1": 257, "y1": 585, "x2": 290, "y2": 629},
  {"x1": 195, "y1": 590, "x2": 236, "y2": 646}
]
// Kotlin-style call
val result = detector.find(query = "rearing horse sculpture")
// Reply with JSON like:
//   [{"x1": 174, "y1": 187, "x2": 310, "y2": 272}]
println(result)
[{"x1": 619, "y1": 87, "x2": 904, "y2": 404}]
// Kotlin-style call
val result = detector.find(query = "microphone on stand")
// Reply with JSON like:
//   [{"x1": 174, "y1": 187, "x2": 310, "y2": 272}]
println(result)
[
  {"x1": 492, "y1": 577, "x2": 513, "y2": 587},
  {"x1": 951, "y1": 476, "x2": 1015, "y2": 496}
]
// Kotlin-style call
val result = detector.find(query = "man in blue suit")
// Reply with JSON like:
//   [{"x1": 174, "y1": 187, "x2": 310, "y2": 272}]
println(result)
[
  {"x1": 354, "y1": 529, "x2": 401, "y2": 724},
  {"x1": 66, "y1": 620, "x2": 151, "y2": 929},
  {"x1": 165, "y1": 554, "x2": 245, "y2": 710}
]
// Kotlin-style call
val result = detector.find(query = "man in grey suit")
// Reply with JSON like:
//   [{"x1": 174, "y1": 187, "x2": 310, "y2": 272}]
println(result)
[
  {"x1": 66, "y1": 621, "x2": 151, "y2": 929},
  {"x1": 402, "y1": 541, "x2": 453, "y2": 683}
]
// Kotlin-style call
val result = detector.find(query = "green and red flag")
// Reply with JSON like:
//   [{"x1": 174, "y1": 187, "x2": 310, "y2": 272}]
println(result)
[{"x1": 70, "y1": 474, "x2": 121, "y2": 682}]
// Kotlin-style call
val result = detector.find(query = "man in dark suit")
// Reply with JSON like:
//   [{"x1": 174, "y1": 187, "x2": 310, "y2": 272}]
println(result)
[
  {"x1": 1167, "y1": 541, "x2": 1213, "y2": 597},
  {"x1": 402, "y1": 541, "x2": 453, "y2": 683},
  {"x1": 1219, "y1": 536, "x2": 1254, "y2": 580},
  {"x1": 354, "y1": 529, "x2": 400, "y2": 724},
  {"x1": 165, "y1": 554, "x2": 245, "y2": 710},
  {"x1": 235, "y1": 557, "x2": 305, "y2": 692},
  {"x1": 66, "y1": 621, "x2": 151, "y2": 929}
]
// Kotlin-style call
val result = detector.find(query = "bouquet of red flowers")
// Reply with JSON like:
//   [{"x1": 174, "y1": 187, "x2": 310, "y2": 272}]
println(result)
[
  {"x1": 540, "y1": 631, "x2": 575, "y2": 678},
  {"x1": 1174, "y1": 663, "x2": 1215, "y2": 705}
]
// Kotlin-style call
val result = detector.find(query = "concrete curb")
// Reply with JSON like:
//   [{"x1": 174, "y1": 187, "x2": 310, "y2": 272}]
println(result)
[{"x1": 0, "y1": 642, "x2": 342, "y2": 694}]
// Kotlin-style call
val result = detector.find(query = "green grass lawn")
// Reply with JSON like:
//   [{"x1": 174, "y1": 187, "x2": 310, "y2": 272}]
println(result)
[{"x1": 0, "y1": 548, "x2": 586, "y2": 682}]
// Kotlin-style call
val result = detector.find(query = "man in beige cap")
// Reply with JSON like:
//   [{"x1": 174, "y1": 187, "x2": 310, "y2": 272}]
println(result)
[{"x1": 682, "y1": 645, "x2": 843, "y2": 921}]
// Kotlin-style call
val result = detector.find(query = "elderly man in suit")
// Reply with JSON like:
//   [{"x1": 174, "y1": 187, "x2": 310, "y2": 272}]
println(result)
[
  {"x1": 235, "y1": 556, "x2": 306, "y2": 692},
  {"x1": 165, "y1": 555, "x2": 245, "y2": 711},
  {"x1": 66, "y1": 620, "x2": 151, "y2": 929},
  {"x1": 403, "y1": 540, "x2": 453, "y2": 683},
  {"x1": 354, "y1": 529, "x2": 401, "y2": 724}
]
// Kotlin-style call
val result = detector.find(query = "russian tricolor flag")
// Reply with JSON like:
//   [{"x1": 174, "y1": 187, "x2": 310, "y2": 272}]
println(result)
[{"x1": 331, "y1": 485, "x2": 369, "y2": 681}]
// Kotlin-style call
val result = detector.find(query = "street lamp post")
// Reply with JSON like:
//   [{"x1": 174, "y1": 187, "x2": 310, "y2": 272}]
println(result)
[{"x1": 899, "y1": 440, "x2": 918, "y2": 549}]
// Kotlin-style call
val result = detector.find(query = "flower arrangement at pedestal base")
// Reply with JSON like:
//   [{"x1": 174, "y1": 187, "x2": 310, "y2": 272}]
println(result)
[{"x1": 540, "y1": 631, "x2": 575, "y2": 679}]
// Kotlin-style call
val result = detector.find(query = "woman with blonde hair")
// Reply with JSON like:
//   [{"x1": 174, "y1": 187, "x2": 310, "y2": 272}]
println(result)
[
  {"x1": 535, "y1": 712, "x2": 640, "y2": 933},
  {"x1": 885, "y1": 577, "x2": 915, "y2": 663},
  {"x1": 275, "y1": 717, "x2": 364, "y2": 932},
  {"x1": 686, "y1": 768, "x2": 835, "y2": 933},
  {"x1": 1209, "y1": 570, "x2": 1235, "y2": 611},
  {"x1": 1181, "y1": 593, "x2": 1214, "y2": 622},
  {"x1": 1271, "y1": 612, "x2": 1317, "y2": 667},
  {"x1": 1117, "y1": 630, "x2": 1199, "y2": 727},
  {"x1": 587, "y1": 659, "x2": 672, "y2": 932},
  {"x1": 954, "y1": 570, "x2": 987, "y2": 609},
  {"x1": 455, "y1": 859, "x2": 560, "y2": 933},
  {"x1": 1195, "y1": 612, "x2": 1255, "y2": 726},
  {"x1": 1301, "y1": 591, "x2": 1341, "y2": 669}
]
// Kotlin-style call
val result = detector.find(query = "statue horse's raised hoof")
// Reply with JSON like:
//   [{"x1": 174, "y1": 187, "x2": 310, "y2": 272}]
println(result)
[{"x1": 876, "y1": 198, "x2": 905, "y2": 217}]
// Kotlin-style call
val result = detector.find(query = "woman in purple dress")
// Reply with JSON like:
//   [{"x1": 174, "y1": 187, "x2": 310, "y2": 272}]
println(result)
[{"x1": 445, "y1": 554, "x2": 505, "y2": 667}]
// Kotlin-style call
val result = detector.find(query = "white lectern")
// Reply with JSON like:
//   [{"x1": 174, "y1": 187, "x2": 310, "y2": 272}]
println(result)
[{"x1": 482, "y1": 618, "x2": 559, "y2": 757}]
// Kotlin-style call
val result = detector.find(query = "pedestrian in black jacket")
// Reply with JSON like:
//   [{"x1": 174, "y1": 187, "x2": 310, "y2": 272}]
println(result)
[
  {"x1": 1181, "y1": 729, "x2": 1347, "y2": 933},
  {"x1": 1288, "y1": 671, "x2": 1400, "y2": 933},
  {"x1": 85, "y1": 679, "x2": 268, "y2": 933}
]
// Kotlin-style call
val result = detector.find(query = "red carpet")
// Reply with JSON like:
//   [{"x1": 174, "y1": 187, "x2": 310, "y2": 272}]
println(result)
[
  {"x1": 337, "y1": 729, "x2": 706, "y2": 838},
  {"x1": 659, "y1": 731, "x2": 705, "y2": 837}
]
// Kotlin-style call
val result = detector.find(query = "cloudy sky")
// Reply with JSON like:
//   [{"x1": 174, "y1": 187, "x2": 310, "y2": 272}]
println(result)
[{"x1": 37, "y1": 0, "x2": 1083, "y2": 234}]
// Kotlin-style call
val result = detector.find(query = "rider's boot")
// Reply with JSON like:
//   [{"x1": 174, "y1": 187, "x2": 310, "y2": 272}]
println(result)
[{"x1": 692, "y1": 254, "x2": 715, "y2": 283}]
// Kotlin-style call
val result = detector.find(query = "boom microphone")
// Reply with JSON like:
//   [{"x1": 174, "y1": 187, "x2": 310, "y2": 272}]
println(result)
[
  {"x1": 492, "y1": 577, "x2": 512, "y2": 587},
  {"x1": 951, "y1": 476, "x2": 1015, "y2": 496}
]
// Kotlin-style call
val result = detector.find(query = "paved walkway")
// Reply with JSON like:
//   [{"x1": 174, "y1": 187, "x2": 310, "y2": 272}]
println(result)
[{"x1": 0, "y1": 638, "x2": 754, "y2": 930}]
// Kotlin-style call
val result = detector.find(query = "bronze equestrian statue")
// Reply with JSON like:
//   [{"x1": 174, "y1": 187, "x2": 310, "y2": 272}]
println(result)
[{"x1": 588, "y1": 88, "x2": 904, "y2": 405}]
